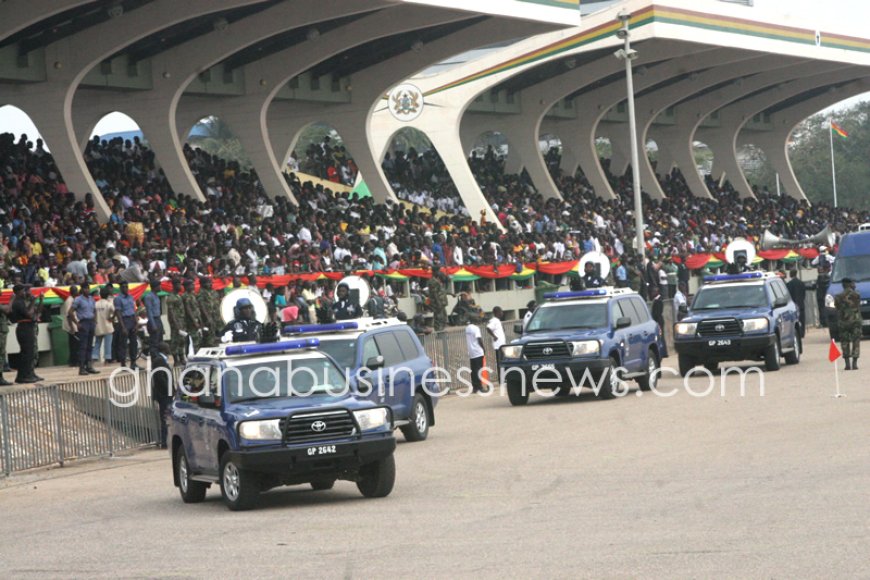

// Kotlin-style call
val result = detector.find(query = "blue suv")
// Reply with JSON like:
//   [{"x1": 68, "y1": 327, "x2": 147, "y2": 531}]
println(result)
[
  {"x1": 499, "y1": 289, "x2": 665, "y2": 405},
  {"x1": 169, "y1": 339, "x2": 396, "y2": 511},
  {"x1": 283, "y1": 319, "x2": 440, "y2": 442},
  {"x1": 674, "y1": 272, "x2": 801, "y2": 375}
]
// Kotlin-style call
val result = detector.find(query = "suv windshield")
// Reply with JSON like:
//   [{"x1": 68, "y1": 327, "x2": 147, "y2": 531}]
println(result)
[
  {"x1": 526, "y1": 303, "x2": 608, "y2": 332},
  {"x1": 832, "y1": 254, "x2": 870, "y2": 283},
  {"x1": 224, "y1": 358, "x2": 347, "y2": 402},
  {"x1": 316, "y1": 339, "x2": 358, "y2": 369},
  {"x1": 692, "y1": 285, "x2": 769, "y2": 310}
]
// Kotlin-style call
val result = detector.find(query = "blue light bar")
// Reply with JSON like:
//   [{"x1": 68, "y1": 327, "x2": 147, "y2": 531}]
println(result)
[
  {"x1": 282, "y1": 321, "x2": 359, "y2": 335},
  {"x1": 703, "y1": 272, "x2": 764, "y2": 283},
  {"x1": 225, "y1": 338, "x2": 320, "y2": 356},
  {"x1": 544, "y1": 289, "x2": 608, "y2": 300}
]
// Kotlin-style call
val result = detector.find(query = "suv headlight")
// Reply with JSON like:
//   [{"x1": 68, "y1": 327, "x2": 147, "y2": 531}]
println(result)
[
  {"x1": 825, "y1": 293, "x2": 835, "y2": 309},
  {"x1": 354, "y1": 407, "x2": 391, "y2": 432},
  {"x1": 238, "y1": 419, "x2": 282, "y2": 441},
  {"x1": 741, "y1": 318, "x2": 769, "y2": 333},
  {"x1": 674, "y1": 322, "x2": 698, "y2": 336},
  {"x1": 501, "y1": 345, "x2": 523, "y2": 359},
  {"x1": 571, "y1": 340, "x2": 600, "y2": 356}
]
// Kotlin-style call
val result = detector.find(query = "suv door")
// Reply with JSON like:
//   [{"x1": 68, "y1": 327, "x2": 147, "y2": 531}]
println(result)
[
  {"x1": 176, "y1": 367, "x2": 214, "y2": 474},
  {"x1": 770, "y1": 279, "x2": 796, "y2": 348},
  {"x1": 612, "y1": 299, "x2": 641, "y2": 371},
  {"x1": 373, "y1": 330, "x2": 413, "y2": 420}
]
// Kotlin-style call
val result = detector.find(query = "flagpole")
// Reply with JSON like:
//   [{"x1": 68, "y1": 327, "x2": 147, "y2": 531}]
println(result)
[
  {"x1": 833, "y1": 360, "x2": 845, "y2": 398},
  {"x1": 829, "y1": 117, "x2": 839, "y2": 208}
]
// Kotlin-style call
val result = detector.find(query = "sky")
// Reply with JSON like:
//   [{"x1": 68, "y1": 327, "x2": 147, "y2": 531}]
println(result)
[{"x1": 2, "y1": 0, "x2": 870, "y2": 143}]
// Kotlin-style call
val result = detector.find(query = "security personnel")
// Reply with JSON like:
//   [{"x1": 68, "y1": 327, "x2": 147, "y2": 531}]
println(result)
[
  {"x1": 113, "y1": 281, "x2": 139, "y2": 370},
  {"x1": 582, "y1": 261, "x2": 605, "y2": 289},
  {"x1": 10, "y1": 285, "x2": 43, "y2": 384},
  {"x1": 143, "y1": 279, "x2": 164, "y2": 354},
  {"x1": 197, "y1": 277, "x2": 222, "y2": 348},
  {"x1": 72, "y1": 287, "x2": 99, "y2": 375},
  {"x1": 220, "y1": 297, "x2": 262, "y2": 342},
  {"x1": 786, "y1": 270, "x2": 806, "y2": 338},
  {"x1": 181, "y1": 279, "x2": 203, "y2": 352},
  {"x1": 0, "y1": 303, "x2": 10, "y2": 385},
  {"x1": 813, "y1": 246, "x2": 834, "y2": 327},
  {"x1": 427, "y1": 268, "x2": 449, "y2": 331},
  {"x1": 333, "y1": 283, "x2": 362, "y2": 321},
  {"x1": 834, "y1": 277, "x2": 862, "y2": 370},
  {"x1": 165, "y1": 278, "x2": 186, "y2": 365}
]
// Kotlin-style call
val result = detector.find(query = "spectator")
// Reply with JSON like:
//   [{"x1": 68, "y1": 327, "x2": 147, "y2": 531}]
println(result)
[{"x1": 94, "y1": 285, "x2": 115, "y2": 365}]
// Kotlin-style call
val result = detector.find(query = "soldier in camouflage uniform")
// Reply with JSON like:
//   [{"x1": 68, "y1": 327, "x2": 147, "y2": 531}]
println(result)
[
  {"x1": 835, "y1": 277, "x2": 862, "y2": 370},
  {"x1": 165, "y1": 278, "x2": 186, "y2": 365},
  {"x1": 0, "y1": 304, "x2": 10, "y2": 385},
  {"x1": 428, "y1": 267, "x2": 449, "y2": 331},
  {"x1": 197, "y1": 277, "x2": 222, "y2": 348},
  {"x1": 181, "y1": 278, "x2": 203, "y2": 353}
]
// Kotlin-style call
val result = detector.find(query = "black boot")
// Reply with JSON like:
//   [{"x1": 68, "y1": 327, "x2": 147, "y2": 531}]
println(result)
[
  {"x1": 845, "y1": 358, "x2": 852, "y2": 371},
  {"x1": 852, "y1": 358, "x2": 858, "y2": 370},
  {"x1": 79, "y1": 366, "x2": 90, "y2": 376}
]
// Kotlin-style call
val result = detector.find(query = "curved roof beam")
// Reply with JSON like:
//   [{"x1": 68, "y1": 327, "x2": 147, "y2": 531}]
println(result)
[
  {"x1": 2, "y1": 0, "x2": 268, "y2": 219},
  {"x1": 696, "y1": 66, "x2": 862, "y2": 199},
  {"x1": 72, "y1": 0, "x2": 390, "y2": 201},
  {"x1": 0, "y1": 0, "x2": 95, "y2": 44},
  {"x1": 750, "y1": 78, "x2": 870, "y2": 201}
]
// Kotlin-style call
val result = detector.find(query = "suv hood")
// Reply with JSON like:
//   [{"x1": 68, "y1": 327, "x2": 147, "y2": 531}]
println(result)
[
  {"x1": 513, "y1": 328, "x2": 605, "y2": 344},
  {"x1": 682, "y1": 306, "x2": 771, "y2": 324},
  {"x1": 227, "y1": 392, "x2": 376, "y2": 420}
]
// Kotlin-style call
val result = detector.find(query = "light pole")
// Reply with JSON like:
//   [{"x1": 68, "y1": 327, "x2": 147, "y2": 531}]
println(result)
[{"x1": 614, "y1": 11, "x2": 645, "y2": 263}]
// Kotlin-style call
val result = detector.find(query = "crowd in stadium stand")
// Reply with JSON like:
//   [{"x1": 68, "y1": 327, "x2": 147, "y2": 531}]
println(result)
[{"x1": 2, "y1": 131, "x2": 870, "y2": 300}]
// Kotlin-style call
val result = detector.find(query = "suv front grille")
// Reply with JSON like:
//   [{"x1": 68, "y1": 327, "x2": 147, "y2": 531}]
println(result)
[
  {"x1": 697, "y1": 319, "x2": 742, "y2": 337},
  {"x1": 523, "y1": 341, "x2": 571, "y2": 359},
  {"x1": 280, "y1": 410, "x2": 356, "y2": 444}
]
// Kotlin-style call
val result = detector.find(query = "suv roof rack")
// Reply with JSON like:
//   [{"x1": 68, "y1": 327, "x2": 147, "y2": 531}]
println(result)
[
  {"x1": 195, "y1": 338, "x2": 320, "y2": 358},
  {"x1": 282, "y1": 317, "x2": 402, "y2": 336},
  {"x1": 544, "y1": 287, "x2": 635, "y2": 301}
]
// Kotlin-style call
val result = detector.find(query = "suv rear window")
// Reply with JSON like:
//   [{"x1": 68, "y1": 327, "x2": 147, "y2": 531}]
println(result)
[
  {"x1": 374, "y1": 332, "x2": 405, "y2": 367},
  {"x1": 394, "y1": 329, "x2": 420, "y2": 360}
]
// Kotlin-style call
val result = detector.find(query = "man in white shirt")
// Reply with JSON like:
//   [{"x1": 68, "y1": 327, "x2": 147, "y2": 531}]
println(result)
[
  {"x1": 522, "y1": 301, "x2": 537, "y2": 331},
  {"x1": 465, "y1": 321, "x2": 486, "y2": 393},
  {"x1": 486, "y1": 306, "x2": 507, "y2": 384},
  {"x1": 673, "y1": 282, "x2": 688, "y2": 320}
]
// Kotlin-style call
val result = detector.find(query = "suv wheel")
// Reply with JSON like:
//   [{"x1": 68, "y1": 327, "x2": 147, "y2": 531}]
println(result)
[
  {"x1": 310, "y1": 479, "x2": 336, "y2": 491},
  {"x1": 678, "y1": 355, "x2": 695, "y2": 377},
  {"x1": 597, "y1": 357, "x2": 620, "y2": 400},
  {"x1": 764, "y1": 337, "x2": 782, "y2": 371},
  {"x1": 176, "y1": 447, "x2": 207, "y2": 503},
  {"x1": 220, "y1": 454, "x2": 260, "y2": 511},
  {"x1": 357, "y1": 454, "x2": 396, "y2": 498},
  {"x1": 400, "y1": 393, "x2": 430, "y2": 442},
  {"x1": 637, "y1": 349, "x2": 659, "y2": 391},
  {"x1": 784, "y1": 333, "x2": 801, "y2": 365},
  {"x1": 507, "y1": 381, "x2": 529, "y2": 406}
]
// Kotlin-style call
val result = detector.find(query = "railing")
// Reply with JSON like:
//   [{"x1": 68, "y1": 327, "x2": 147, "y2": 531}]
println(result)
[
  {"x1": 419, "y1": 320, "x2": 520, "y2": 380},
  {"x1": 0, "y1": 372, "x2": 159, "y2": 477}
]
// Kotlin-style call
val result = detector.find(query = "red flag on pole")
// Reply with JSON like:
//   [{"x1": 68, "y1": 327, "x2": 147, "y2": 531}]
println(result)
[{"x1": 828, "y1": 339, "x2": 842, "y2": 362}]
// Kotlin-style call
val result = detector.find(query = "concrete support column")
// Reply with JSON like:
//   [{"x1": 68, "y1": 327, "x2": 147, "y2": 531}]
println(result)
[{"x1": 499, "y1": 121, "x2": 559, "y2": 198}]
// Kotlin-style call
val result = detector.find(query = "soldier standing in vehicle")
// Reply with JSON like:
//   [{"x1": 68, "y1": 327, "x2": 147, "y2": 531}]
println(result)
[
  {"x1": 835, "y1": 277, "x2": 861, "y2": 371},
  {"x1": 166, "y1": 278, "x2": 186, "y2": 365},
  {"x1": 181, "y1": 279, "x2": 203, "y2": 353}
]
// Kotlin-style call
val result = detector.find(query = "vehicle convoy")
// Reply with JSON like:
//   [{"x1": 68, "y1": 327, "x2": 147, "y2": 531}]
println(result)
[
  {"x1": 283, "y1": 318, "x2": 440, "y2": 441},
  {"x1": 169, "y1": 339, "x2": 396, "y2": 511},
  {"x1": 824, "y1": 230, "x2": 870, "y2": 339},
  {"x1": 673, "y1": 272, "x2": 802, "y2": 375},
  {"x1": 499, "y1": 288, "x2": 665, "y2": 405}
]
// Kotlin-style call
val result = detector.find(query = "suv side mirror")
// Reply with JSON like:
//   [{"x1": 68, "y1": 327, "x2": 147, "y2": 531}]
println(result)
[
  {"x1": 615, "y1": 316, "x2": 632, "y2": 329},
  {"x1": 513, "y1": 322, "x2": 524, "y2": 335},
  {"x1": 773, "y1": 295, "x2": 790, "y2": 308},
  {"x1": 365, "y1": 355, "x2": 385, "y2": 371}
]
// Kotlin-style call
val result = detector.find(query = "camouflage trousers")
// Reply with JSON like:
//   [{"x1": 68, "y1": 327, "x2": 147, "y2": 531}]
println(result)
[
  {"x1": 169, "y1": 331, "x2": 186, "y2": 363},
  {"x1": 0, "y1": 328, "x2": 7, "y2": 366},
  {"x1": 433, "y1": 308, "x2": 447, "y2": 331},
  {"x1": 840, "y1": 325, "x2": 862, "y2": 359}
]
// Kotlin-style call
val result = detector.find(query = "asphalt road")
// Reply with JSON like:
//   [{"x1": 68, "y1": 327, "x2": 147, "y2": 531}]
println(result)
[{"x1": 1, "y1": 329, "x2": 868, "y2": 579}]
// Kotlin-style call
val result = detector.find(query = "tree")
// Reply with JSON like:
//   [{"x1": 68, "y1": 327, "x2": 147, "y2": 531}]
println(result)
[{"x1": 187, "y1": 116, "x2": 252, "y2": 169}]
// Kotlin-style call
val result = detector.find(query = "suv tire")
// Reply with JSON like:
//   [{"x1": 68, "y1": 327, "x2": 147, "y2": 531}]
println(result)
[
  {"x1": 678, "y1": 355, "x2": 695, "y2": 377},
  {"x1": 784, "y1": 333, "x2": 801, "y2": 365},
  {"x1": 176, "y1": 447, "x2": 207, "y2": 503},
  {"x1": 400, "y1": 392, "x2": 430, "y2": 442},
  {"x1": 597, "y1": 357, "x2": 620, "y2": 400},
  {"x1": 357, "y1": 454, "x2": 396, "y2": 498},
  {"x1": 507, "y1": 381, "x2": 529, "y2": 406},
  {"x1": 637, "y1": 349, "x2": 660, "y2": 391},
  {"x1": 220, "y1": 454, "x2": 260, "y2": 511},
  {"x1": 764, "y1": 337, "x2": 782, "y2": 371}
]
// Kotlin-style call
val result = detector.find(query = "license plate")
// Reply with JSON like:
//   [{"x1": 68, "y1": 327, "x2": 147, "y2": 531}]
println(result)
[
  {"x1": 307, "y1": 445, "x2": 336, "y2": 456},
  {"x1": 532, "y1": 364, "x2": 556, "y2": 370},
  {"x1": 708, "y1": 339, "x2": 731, "y2": 346}
]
